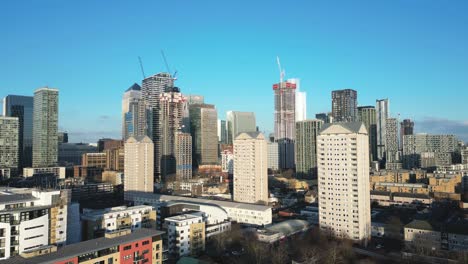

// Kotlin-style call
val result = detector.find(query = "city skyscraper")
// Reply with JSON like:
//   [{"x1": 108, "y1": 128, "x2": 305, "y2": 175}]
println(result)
[
  {"x1": 142, "y1": 72, "x2": 174, "y2": 179},
  {"x1": 331, "y1": 89, "x2": 357, "y2": 122},
  {"x1": 124, "y1": 135, "x2": 154, "y2": 200},
  {"x1": 385, "y1": 118, "x2": 400, "y2": 164},
  {"x1": 217, "y1": 119, "x2": 228, "y2": 144},
  {"x1": 358, "y1": 106, "x2": 378, "y2": 162},
  {"x1": 32, "y1": 87, "x2": 59, "y2": 168},
  {"x1": 317, "y1": 122, "x2": 371, "y2": 243},
  {"x1": 175, "y1": 132, "x2": 192, "y2": 180},
  {"x1": 376, "y1": 99, "x2": 389, "y2": 162},
  {"x1": 295, "y1": 119, "x2": 323, "y2": 179},
  {"x1": 287, "y1": 78, "x2": 306, "y2": 122},
  {"x1": 122, "y1": 83, "x2": 144, "y2": 140},
  {"x1": 0, "y1": 116, "x2": 19, "y2": 177},
  {"x1": 3, "y1": 95, "x2": 33, "y2": 169},
  {"x1": 159, "y1": 87, "x2": 186, "y2": 181},
  {"x1": 400, "y1": 119, "x2": 414, "y2": 150},
  {"x1": 226, "y1": 111, "x2": 256, "y2": 144},
  {"x1": 189, "y1": 104, "x2": 218, "y2": 167},
  {"x1": 233, "y1": 132, "x2": 268, "y2": 204},
  {"x1": 273, "y1": 80, "x2": 296, "y2": 170}
]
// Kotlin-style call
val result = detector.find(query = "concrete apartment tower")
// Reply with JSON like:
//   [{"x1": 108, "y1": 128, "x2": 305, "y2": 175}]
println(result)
[
  {"x1": 233, "y1": 132, "x2": 268, "y2": 204},
  {"x1": 0, "y1": 116, "x2": 19, "y2": 177},
  {"x1": 226, "y1": 111, "x2": 256, "y2": 144},
  {"x1": 124, "y1": 136, "x2": 154, "y2": 200},
  {"x1": 32, "y1": 87, "x2": 59, "y2": 168},
  {"x1": 175, "y1": 132, "x2": 192, "y2": 180},
  {"x1": 317, "y1": 122, "x2": 371, "y2": 244},
  {"x1": 159, "y1": 87, "x2": 186, "y2": 181},
  {"x1": 3, "y1": 95, "x2": 34, "y2": 169},
  {"x1": 385, "y1": 117, "x2": 399, "y2": 164},
  {"x1": 331, "y1": 89, "x2": 357, "y2": 122},
  {"x1": 295, "y1": 119, "x2": 323, "y2": 179}
]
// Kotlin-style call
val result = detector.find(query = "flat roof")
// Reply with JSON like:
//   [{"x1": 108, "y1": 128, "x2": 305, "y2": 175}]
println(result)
[
  {"x1": 4, "y1": 229, "x2": 164, "y2": 264},
  {"x1": 166, "y1": 213, "x2": 202, "y2": 222},
  {"x1": 135, "y1": 194, "x2": 271, "y2": 212},
  {"x1": 0, "y1": 192, "x2": 38, "y2": 205}
]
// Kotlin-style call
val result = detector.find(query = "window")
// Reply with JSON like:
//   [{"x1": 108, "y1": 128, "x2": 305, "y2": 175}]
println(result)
[
  {"x1": 123, "y1": 245, "x2": 132, "y2": 250},
  {"x1": 142, "y1": 240, "x2": 150, "y2": 245}
]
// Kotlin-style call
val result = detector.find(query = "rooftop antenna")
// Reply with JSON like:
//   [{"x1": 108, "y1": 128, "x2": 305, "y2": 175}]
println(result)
[
  {"x1": 276, "y1": 56, "x2": 285, "y2": 83},
  {"x1": 138, "y1": 56, "x2": 146, "y2": 79}
]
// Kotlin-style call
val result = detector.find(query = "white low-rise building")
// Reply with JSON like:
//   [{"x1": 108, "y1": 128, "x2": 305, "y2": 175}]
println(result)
[
  {"x1": 132, "y1": 194, "x2": 272, "y2": 227},
  {"x1": 165, "y1": 213, "x2": 205, "y2": 258},
  {"x1": 81, "y1": 205, "x2": 156, "y2": 240},
  {"x1": 0, "y1": 188, "x2": 69, "y2": 260}
]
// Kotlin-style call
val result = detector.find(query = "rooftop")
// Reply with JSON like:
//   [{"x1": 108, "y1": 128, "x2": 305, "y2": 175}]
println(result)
[
  {"x1": 136, "y1": 194, "x2": 271, "y2": 212},
  {"x1": 320, "y1": 122, "x2": 367, "y2": 135},
  {"x1": 166, "y1": 213, "x2": 202, "y2": 222},
  {"x1": 4, "y1": 229, "x2": 164, "y2": 264}
]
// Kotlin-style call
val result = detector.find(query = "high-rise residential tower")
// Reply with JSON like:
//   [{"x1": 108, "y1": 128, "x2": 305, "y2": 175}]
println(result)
[
  {"x1": 385, "y1": 118, "x2": 399, "y2": 164},
  {"x1": 376, "y1": 99, "x2": 389, "y2": 161},
  {"x1": 142, "y1": 72, "x2": 174, "y2": 179},
  {"x1": 288, "y1": 78, "x2": 306, "y2": 122},
  {"x1": 318, "y1": 122, "x2": 371, "y2": 244},
  {"x1": 400, "y1": 119, "x2": 414, "y2": 150},
  {"x1": 189, "y1": 104, "x2": 218, "y2": 167},
  {"x1": 175, "y1": 132, "x2": 192, "y2": 180},
  {"x1": 226, "y1": 111, "x2": 256, "y2": 144},
  {"x1": 3, "y1": 95, "x2": 34, "y2": 169},
  {"x1": 32, "y1": 87, "x2": 59, "y2": 167},
  {"x1": 0, "y1": 116, "x2": 19, "y2": 177},
  {"x1": 295, "y1": 119, "x2": 323, "y2": 179},
  {"x1": 402, "y1": 134, "x2": 457, "y2": 169},
  {"x1": 124, "y1": 135, "x2": 154, "y2": 200},
  {"x1": 122, "y1": 83, "x2": 144, "y2": 140},
  {"x1": 331, "y1": 89, "x2": 357, "y2": 122},
  {"x1": 159, "y1": 87, "x2": 186, "y2": 181},
  {"x1": 358, "y1": 106, "x2": 377, "y2": 162},
  {"x1": 273, "y1": 80, "x2": 296, "y2": 170},
  {"x1": 233, "y1": 132, "x2": 268, "y2": 204}
]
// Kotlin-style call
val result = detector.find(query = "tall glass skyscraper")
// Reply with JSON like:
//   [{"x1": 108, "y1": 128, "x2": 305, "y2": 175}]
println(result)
[
  {"x1": 3, "y1": 95, "x2": 34, "y2": 169},
  {"x1": 376, "y1": 99, "x2": 389, "y2": 162},
  {"x1": 32, "y1": 88, "x2": 59, "y2": 167},
  {"x1": 226, "y1": 111, "x2": 256, "y2": 144}
]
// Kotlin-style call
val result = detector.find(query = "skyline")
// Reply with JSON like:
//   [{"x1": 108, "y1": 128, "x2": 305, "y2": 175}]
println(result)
[{"x1": 2, "y1": 0, "x2": 468, "y2": 142}]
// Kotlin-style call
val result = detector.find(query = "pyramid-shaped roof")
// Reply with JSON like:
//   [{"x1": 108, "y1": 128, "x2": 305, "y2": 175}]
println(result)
[
  {"x1": 125, "y1": 83, "x2": 141, "y2": 92},
  {"x1": 319, "y1": 122, "x2": 368, "y2": 135}
]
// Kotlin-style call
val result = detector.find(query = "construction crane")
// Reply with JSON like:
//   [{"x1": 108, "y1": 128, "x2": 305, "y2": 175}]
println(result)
[
  {"x1": 138, "y1": 56, "x2": 146, "y2": 79},
  {"x1": 161, "y1": 50, "x2": 178, "y2": 80},
  {"x1": 276, "y1": 56, "x2": 285, "y2": 83}
]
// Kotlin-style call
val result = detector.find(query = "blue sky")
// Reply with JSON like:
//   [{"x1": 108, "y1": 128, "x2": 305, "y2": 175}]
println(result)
[{"x1": 1, "y1": 0, "x2": 468, "y2": 142}]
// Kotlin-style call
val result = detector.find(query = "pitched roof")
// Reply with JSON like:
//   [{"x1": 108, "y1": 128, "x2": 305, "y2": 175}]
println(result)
[
  {"x1": 235, "y1": 132, "x2": 265, "y2": 140},
  {"x1": 319, "y1": 122, "x2": 368, "y2": 135},
  {"x1": 125, "y1": 83, "x2": 141, "y2": 92}
]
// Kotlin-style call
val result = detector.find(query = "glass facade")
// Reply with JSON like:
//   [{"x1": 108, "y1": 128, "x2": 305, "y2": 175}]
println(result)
[{"x1": 3, "y1": 95, "x2": 33, "y2": 169}]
